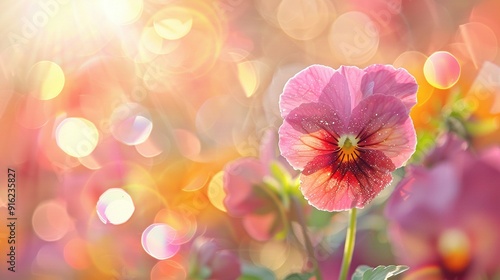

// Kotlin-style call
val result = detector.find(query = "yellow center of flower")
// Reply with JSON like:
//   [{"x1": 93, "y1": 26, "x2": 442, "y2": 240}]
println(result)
[
  {"x1": 437, "y1": 229, "x2": 471, "y2": 273},
  {"x1": 338, "y1": 135, "x2": 359, "y2": 162}
]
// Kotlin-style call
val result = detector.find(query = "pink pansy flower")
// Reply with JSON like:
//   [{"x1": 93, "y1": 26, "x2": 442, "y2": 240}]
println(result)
[
  {"x1": 278, "y1": 64, "x2": 417, "y2": 211},
  {"x1": 422, "y1": 132, "x2": 468, "y2": 167},
  {"x1": 385, "y1": 147, "x2": 500, "y2": 279},
  {"x1": 192, "y1": 238, "x2": 242, "y2": 280}
]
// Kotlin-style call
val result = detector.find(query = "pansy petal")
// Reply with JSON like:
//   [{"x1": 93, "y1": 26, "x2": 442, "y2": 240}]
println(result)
[
  {"x1": 280, "y1": 65, "x2": 351, "y2": 122},
  {"x1": 279, "y1": 102, "x2": 346, "y2": 171},
  {"x1": 360, "y1": 64, "x2": 418, "y2": 111},
  {"x1": 223, "y1": 158, "x2": 267, "y2": 216},
  {"x1": 300, "y1": 149, "x2": 395, "y2": 211},
  {"x1": 338, "y1": 65, "x2": 365, "y2": 110},
  {"x1": 385, "y1": 164, "x2": 459, "y2": 227},
  {"x1": 349, "y1": 94, "x2": 416, "y2": 168},
  {"x1": 423, "y1": 133, "x2": 468, "y2": 167},
  {"x1": 337, "y1": 65, "x2": 417, "y2": 111}
]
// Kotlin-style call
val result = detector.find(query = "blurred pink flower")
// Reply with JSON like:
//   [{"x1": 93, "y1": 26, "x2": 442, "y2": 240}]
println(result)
[
  {"x1": 423, "y1": 133, "x2": 468, "y2": 167},
  {"x1": 223, "y1": 129, "x2": 295, "y2": 241},
  {"x1": 386, "y1": 147, "x2": 500, "y2": 279},
  {"x1": 193, "y1": 238, "x2": 241, "y2": 280},
  {"x1": 278, "y1": 64, "x2": 417, "y2": 211}
]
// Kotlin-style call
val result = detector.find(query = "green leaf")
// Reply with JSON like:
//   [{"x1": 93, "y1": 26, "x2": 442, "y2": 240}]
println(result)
[
  {"x1": 238, "y1": 264, "x2": 275, "y2": 280},
  {"x1": 284, "y1": 272, "x2": 314, "y2": 280},
  {"x1": 351, "y1": 265, "x2": 409, "y2": 280}
]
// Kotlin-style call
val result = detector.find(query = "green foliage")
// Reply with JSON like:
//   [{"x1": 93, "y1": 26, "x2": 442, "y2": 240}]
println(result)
[
  {"x1": 351, "y1": 265, "x2": 409, "y2": 280},
  {"x1": 238, "y1": 264, "x2": 275, "y2": 280},
  {"x1": 284, "y1": 272, "x2": 314, "y2": 280}
]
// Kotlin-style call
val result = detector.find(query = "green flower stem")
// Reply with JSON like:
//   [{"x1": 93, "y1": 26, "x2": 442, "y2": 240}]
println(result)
[
  {"x1": 339, "y1": 208, "x2": 358, "y2": 280},
  {"x1": 291, "y1": 197, "x2": 322, "y2": 280}
]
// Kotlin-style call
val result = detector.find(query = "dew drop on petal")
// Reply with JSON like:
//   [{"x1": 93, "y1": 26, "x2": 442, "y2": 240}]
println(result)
[
  {"x1": 142, "y1": 224, "x2": 180, "y2": 260},
  {"x1": 424, "y1": 51, "x2": 461, "y2": 89},
  {"x1": 96, "y1": 188, "x2": 135, "y2": 225}
]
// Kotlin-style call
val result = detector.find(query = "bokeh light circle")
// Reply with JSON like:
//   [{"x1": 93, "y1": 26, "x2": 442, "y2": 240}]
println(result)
[
  {"x1": 142, "y1": 223, "x2": 180, "y2": 260},
  {"x1": 173, "y1": 129, "x2": 201, "y2": 159},
  {"x1": 423, "y1": 51, "x2": 461, "y2": 89},
  {"x1": 100, "y1": 0, "x2": 143, "y2": 25},
  {"x1": 237, "y1": 60, "x2": 260, "y2": 98},
  {"x1": 27, "y1": 60, "x2": 65, "y2": 100},
  {"x1": 110, "y1": 103, "x2": 153, "y2": 146},
  {"x1": 63, "y1": 238, "x2": 91, "y2": 270},
  {"x1": 150, "y1": 260, "x2": 187, "y2": 280},
  {"x1": 207, "y1": 171, "x2": 227, "y2": 212},
  {"x1": 56, "y1": 117, "x2": 99, "y2": 157},
  {"x1": 32, "y1": 200, "x2": 72, "y2": 242},
  {"x1": 143, "y1": 2, "x2": 224, "y2": 77},
  {"x1": 329, "y1": 11, "x2": 379, "y2": 64},
  {"x1": 154, "y1": 209, "x2": 198, "y2": 245},
  {"x1": 393, "y1": 51, "x2": 434, "y2": 106},
  {"x1": 96, "y1": 188, "x2": 135, "y2": 225},
  {"x1": 154, "y1": 15, "x2": 193, "y2": 40},
  {"x1": 459, "y1": 22, "x2": 498, "y2": 68},
  {"x1": 15, "y1": 95, "x2": 53, "y2": 129},
  {"x1": 277, "y1": 0, "x2": 333, "y2": 41}
]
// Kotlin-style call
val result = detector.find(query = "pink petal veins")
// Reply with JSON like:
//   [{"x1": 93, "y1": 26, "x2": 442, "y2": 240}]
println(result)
[
  {"x1": 300, "y1": 149, "x2": 395, "y2": 211},
  {"x1": 279, "y1": 102, "x2": 346, "y2": 171},
  {"x1": 348, "y1": 94, "x2": 416, "y2": 168}
]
